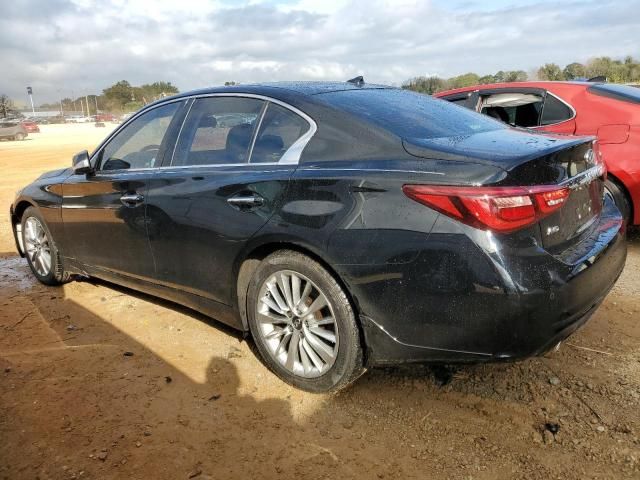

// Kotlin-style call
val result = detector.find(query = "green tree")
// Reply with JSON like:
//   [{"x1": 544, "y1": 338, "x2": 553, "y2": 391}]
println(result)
[
  {"x1": 504, "y1": 70, "x2": 528, "y2": 82},
  {"x1": 402, "y1": 76, "x2": 446, "y2": 94},
  {"x1": 563, "y1": 62, "x2": 586, "y2": 80},
  {"x1": 448, "y1": 72, "x2": 480, "y2": 89},
  {"x1": 103, "y1": 80, "x2": 135, "y2": 109},
  {"x1": 0, "y1": 94, "x2": 16, "y2": 118},
  {"x1": 478, "y1": 75, "x2": 496, "y2": 84},
  {"x1": 140, "y1": 81, "x2": 179, "y2": 102},
  {"x1": 537, "y1": 63, "x2": 565, "y2": 81},
  {"x1": 493, "y1": 71, "x2": 506, "y2": 83}
]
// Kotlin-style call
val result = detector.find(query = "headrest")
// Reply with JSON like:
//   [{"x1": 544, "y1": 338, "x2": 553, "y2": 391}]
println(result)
[
  {"x1": 198, "y1": 115, "x2": 217, "y2": 128},
  {"x1": 226, "y1": 123, "x2": 253, "y2": 161},
  {"x1": 255, "y1": 134, "x2": 284, "y2": 151}
]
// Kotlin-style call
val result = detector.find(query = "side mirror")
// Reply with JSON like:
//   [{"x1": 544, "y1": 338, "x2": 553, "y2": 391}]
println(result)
[{"x1": 72, "y1": 150, "x2": 92, "y2": 174}]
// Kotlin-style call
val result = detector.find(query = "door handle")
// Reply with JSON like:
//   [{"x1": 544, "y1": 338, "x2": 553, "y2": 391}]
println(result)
[
  {"x1": 120, "y1": 193, "x2": 144, "y2": 207},
  {"x1": 227, "y1": 192, "x2": 264, "y2": 210}
]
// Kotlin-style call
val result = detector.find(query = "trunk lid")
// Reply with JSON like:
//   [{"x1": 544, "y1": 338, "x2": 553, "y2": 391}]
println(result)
[{"x1": 403, "y1": 129, "x2": 605, "y2": 250}]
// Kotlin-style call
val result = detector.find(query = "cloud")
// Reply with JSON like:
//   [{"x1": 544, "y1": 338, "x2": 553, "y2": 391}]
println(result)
[{"x1": 1, "y1": 0, "x2": 639, "y2": 104}]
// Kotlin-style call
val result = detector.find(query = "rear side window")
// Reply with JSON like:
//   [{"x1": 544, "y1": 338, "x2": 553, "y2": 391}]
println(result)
[
  {"x1": 251, "y1": 103, "x2": 309, "y2": 163},
  {"x1": 318, "y1": 89, "x2": 504, "y2": 139},
  {"x1": 541, "y1": 94, "x2": 573, "y2": 125},
  {"x1": 587, "y1": 83, "x2": 640, "y2": 104},
  {"x1": 172, "y1": 97, "x2": 264, "y2": 166}
]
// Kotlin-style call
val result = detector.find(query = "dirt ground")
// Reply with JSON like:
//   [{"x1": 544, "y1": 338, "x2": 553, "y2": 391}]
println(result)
[{"x1": 1, "y1": 125, "x2": 639, "y2": 480}]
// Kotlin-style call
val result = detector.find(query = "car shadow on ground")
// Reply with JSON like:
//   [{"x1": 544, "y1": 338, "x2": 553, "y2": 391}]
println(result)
[{"x1": 1, "y1": 252, "x2": 639, "y2": 479}]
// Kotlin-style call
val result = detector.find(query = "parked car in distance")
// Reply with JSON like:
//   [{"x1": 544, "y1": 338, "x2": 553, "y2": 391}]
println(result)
[
  {"x1": 65, "y1": 115, "x2": 92, "y2": 123},
  {"x1": 20, "y1": 120, "x2": 40, "y2": 133},
  {"x1": 0, "y1": 121, "x2": 28, "y2": 141},
  {"x1": 95, "y1": 113, "x2": 116, "y2": 122},
  {"x1": 435, "y1": 81, "x2": 640, "y2": 225},
  {"x1": 10, "y1": 82, "x2": 626, "y2": 392}
]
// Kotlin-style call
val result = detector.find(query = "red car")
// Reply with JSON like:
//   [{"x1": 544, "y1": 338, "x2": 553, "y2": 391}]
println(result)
[
  {"x1": 20, "y1": 121, "x2": 40, "y2": 134},
  {"x1": 95, "y1": 113, "x2": 116, "y2": 122},
  {"x1": 435, "y1": 82, "x2": 640, "y2": 225}
]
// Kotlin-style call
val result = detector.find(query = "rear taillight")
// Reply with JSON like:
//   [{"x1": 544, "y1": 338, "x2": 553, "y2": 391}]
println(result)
[{"x1": 403, "y1": 185, "x2": 570, "y2": 233}]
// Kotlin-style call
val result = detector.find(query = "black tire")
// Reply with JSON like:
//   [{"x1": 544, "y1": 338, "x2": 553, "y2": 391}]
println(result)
[
  {"x1": 21, "y1": 207, "x2": 70, "y2": 285},
  {"x1": 246, "y1": 250, "x2": 365, "y2": 392},
  {"x1": 605, "y1": 179, "x2": 631, "y2": 224}
]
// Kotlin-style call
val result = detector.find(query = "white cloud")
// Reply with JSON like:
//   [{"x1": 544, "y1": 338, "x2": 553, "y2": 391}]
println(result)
[{"x1": 1, "y1": 0, "x2": 639, "y2": 104}]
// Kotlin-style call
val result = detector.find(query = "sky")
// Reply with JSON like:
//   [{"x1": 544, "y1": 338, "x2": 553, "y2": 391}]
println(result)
[{"x1": 2, "y1": 0, "x2": 639, "y2": 105}]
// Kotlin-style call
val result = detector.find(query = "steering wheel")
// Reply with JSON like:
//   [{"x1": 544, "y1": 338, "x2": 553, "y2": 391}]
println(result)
[{"x1": 141, "y1": 144, "x2": 161, "y2": 152}]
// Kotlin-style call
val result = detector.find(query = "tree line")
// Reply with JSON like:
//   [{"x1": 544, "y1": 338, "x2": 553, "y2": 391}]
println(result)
[
  {"x1": 402, "y1": 56, "x2": 640, "y2": 94},
  {"x1": 36, "y1": 80, "x2": 180, "y2": 114}
]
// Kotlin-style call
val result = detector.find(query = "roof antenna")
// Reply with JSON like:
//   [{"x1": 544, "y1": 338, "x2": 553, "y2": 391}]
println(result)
[{"x1": 347, "y1": 76, "x2": 365, "y2": 86}]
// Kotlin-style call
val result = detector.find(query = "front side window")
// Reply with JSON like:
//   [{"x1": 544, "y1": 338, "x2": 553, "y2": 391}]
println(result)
[
  {"x1": 250, "y1": 103, "x2": 309, "y2": 163},
  {"x1": 99, "y1": 102, "x2": 180, "y2": 171},
  {"x1": 172, "y1": 97, "x2": 264, "y2": 166}
]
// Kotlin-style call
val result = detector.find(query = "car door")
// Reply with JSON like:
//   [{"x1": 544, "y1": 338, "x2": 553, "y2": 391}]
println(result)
[
  {"x1": 61, "y1": 100, "x2": 186, "y2": 280},
  {"x1": 145, "y1": 95, "x2": 314, "y2": 306}
]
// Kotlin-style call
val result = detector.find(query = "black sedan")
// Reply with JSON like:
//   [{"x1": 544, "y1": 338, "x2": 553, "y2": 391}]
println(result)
[{"x1": 10, "y1": 81, "x2": 626, "y2": 392}]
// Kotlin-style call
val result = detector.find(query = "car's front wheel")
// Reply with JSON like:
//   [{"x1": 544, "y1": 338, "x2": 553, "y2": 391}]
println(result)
[
  {"x1": 14, "y1": 133, "x2": 26, "y2": 141},
  {"x1": 21, "y1": 207, "x2": 70, "y2": 285},
  {"x1": 247, "y1": 250, "x2": 364, "y2": 392}
]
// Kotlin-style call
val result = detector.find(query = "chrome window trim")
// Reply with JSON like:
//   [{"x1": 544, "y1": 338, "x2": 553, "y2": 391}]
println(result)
[
  {"x1": 91, "y1": 92, "x2": 318, "y2": 173},
  {"x1": 246, "y1": 102, "x2": 269, "y2": 164}
]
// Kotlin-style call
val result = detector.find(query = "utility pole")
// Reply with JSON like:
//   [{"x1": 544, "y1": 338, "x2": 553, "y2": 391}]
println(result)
[
  {"x1": 94, "y1": 95, "x2": 99, "y2": 114},
  {"x1": 57, "y1": 89, "x2": 64, "y2": 116},
  {"x1": 85, "y1": 94, "x2": 90, "y2": 116},
  {"x1": 26, "y1": 86, "x2": 35, "y2": 115}
]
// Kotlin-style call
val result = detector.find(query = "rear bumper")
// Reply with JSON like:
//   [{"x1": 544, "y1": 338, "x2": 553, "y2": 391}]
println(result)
[{"x1": 355, "y1": 198, "x2": 627, "y2": 366}]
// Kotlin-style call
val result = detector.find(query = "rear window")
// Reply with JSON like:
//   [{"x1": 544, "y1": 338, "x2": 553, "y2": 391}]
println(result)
[
  {"x1": 318, "y1": 89, "x2": 504, "y2": 139},
  {"x1": 587, "y1": 84, "x2": 640, "y2": 104}
]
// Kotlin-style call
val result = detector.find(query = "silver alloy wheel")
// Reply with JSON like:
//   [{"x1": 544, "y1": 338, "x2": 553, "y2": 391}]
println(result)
[
  {"x1": 24, "y1": 217, "x2": 52, "y2": 277},
  {"x1": 256, "y1": 270, "x2": 339, "y2": 378}
]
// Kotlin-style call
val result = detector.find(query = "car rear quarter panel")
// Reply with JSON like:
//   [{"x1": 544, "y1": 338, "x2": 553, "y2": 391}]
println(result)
[{"x1": 253, "y1": 157, "x2": 512, "y2": 356}]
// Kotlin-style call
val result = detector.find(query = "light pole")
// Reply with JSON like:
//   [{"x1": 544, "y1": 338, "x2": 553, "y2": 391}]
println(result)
[
  {"x1": 27, "y1": 86, "x2": 35, "y2": 115},
  {"x1": 72, "y1": 90, "x2": 79, "y2": 115},
  {"x1": 57, "y1": 89, "x2": 64, "y2": 116},
  {"x1": 94, "y1": 95, "x2": 99, "y2": 114}
]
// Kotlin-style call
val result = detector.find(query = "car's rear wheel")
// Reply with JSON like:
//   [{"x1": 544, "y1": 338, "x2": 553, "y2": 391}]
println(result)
[
  {"x1": 247, "y1": 250, "x2": 364, "y2": 392},
  {"x1": 605, "y1": 179, "x2": 631, "y2": 225},
  {"x1": 14, "y1": 133, "x2": 26, "y2": 141},
  {"x1": 21, "y1": 207, "x2": 70, "y2": 285}
]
